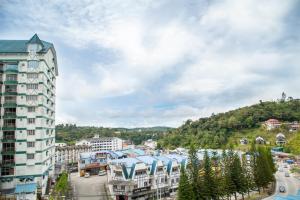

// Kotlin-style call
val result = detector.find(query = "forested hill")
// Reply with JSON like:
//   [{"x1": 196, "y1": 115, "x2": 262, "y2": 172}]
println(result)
[
  {"x1": 158, "y1": 98, "x2": 300, "y2": 149},
  {"x1": 55, "y1": 125, "x2": 172, "y2": 145}
]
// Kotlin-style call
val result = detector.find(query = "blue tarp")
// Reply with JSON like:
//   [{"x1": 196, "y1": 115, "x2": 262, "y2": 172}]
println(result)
[{"x1": 15, "y1": 183, "x2": 37, "y2": 193}]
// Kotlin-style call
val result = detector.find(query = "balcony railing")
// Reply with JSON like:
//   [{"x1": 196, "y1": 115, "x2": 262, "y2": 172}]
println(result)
[
  {"x1": 2, "y1": 159, "x2": 15, "y2": 165},
  {"x1": 3, "y1": 112, "x2": 17, "y2": 118},
  {"x1": 2, "y1": 147, "x2": 15, "y2": 153}
]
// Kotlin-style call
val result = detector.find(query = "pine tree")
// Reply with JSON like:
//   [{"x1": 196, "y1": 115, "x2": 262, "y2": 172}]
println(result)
[
  {"x1": 178, "y1": 167, "x2": 194, "y2": 200},
  {"x1": 188, "y1": 143, "x2": 202, "y2": 200},
  {"x1": 231, "y1": 153, "x2": 247, "y2": 200},
  {"x1": 223, "y1": 150, "x2": 236, "y2": 199},
  {"x1": 202, "y1": 151, "x2": 218, "y2": 199},
  {"x1": 241, "y1": 154, "x2": 255, "y2": 198}
]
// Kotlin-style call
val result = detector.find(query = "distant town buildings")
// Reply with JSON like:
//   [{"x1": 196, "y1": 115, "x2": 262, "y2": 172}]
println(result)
[
  {"x1": 108, "y1": 154, "x2": 187, "y2": 200},
  {"x1": 76, "y1": 135, "x2": 123, "y2": 151},
  {"x1": 265, "y1": 119, "x2": 281, "y2": 130},
  {"x1": 240, "y1": 138, "x2": 248, "y2": 145},
  {"x1": 289, "y1": 121, "x2": 300, "y2": 132},
  {"x1": 0, "y1": 34, "x2": 58, "y2": 199},
  {"x1": 78, "y1": 148, "x2": 145, "y2": 176},
  {"x1": 55, "y1": 145, "x2": 92, "y2": 165},
  {"x1": 55, "y1": 142, "x2": 67, "y2": 147},
  {"x1": 143, "y1": 139, "x2": 157, "y2": 149},
  {"x1": 75, "y1": 139, "x2": 91, "y2": 146},
  {"x1": 264, "y1": 118, "x2": 300, "y2": 132},
  {"x1": 255, "y1": 136, "x2": 265, "y2": 144},
  {"x1": 276, "y1": 133, "x2": 286, "y2": 145}
]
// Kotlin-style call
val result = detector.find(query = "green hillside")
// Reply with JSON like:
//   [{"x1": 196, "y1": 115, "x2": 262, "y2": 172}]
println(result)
[{"x1": 158, "y1": 98, "x2": 300, "y2": 154}]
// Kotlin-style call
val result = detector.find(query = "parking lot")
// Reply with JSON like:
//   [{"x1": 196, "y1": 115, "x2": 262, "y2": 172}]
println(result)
[{"x1": 70, "y1": 172, "x2": 109, "y2": 200}]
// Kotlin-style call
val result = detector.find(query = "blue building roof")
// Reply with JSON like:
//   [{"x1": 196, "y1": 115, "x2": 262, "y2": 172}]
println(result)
[{"x1": 15, "y1": 183, "x2": 37, "y2": 193}]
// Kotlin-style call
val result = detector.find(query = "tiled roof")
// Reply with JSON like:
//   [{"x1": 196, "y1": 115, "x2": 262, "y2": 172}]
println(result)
[{"x1": 0, "y1": 34, "x2": 54, "y2": 53}]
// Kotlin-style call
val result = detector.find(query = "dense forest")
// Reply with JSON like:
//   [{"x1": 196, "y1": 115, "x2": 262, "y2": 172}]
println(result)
[
  {"x1": 158, "y1": 96, "x2": 300, "y2": 149},
  {"x1": 55, "y1": 125, "x2": 172, "y2": 145}
]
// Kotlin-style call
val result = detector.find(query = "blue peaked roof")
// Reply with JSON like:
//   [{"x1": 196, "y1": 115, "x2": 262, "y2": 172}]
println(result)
[
  {"x1": 0, "y1": 34, "x2": 54, "y2": 53},
  {"x1": 15, "y1": 183, "x2": 37, "y2": 193}
]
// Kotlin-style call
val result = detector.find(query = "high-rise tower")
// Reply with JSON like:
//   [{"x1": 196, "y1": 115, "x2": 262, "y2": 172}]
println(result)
[{"x1": 0, "y1": 34, "x2": 58, "y2": 199}]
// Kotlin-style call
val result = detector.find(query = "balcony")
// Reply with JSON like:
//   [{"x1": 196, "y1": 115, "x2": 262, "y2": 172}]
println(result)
[
  {"x1": 2, "y1": 147, "x2": 15, "y2": 154},
  {"x1": 2, "y1": 159, "x2": 15, "y2": 166},
  {"x1": 4, "y1": 86, "x2": 17, "y2": 95},
  {"x1": 2, "y1": 123, "x2": 16, "y2": 130},
  {"x1": 3, "y1": 113, "x2": 17, "y2": 119},
  {"x1": 3, "y1": 101, "x2": 17, "y2": 108},
  {"x1": 4, "y1": 64, "x2": 18, "y2": 73}
]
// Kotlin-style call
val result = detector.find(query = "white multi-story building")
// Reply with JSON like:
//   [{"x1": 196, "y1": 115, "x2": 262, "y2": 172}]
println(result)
[
  {"x1": 107, "y1": 154, "x2": 186, "y2": 200},
  {"x1": 55, "y1": 145, "x2": 92, "y2": 165},
  {"x1": 0, "y1": 34, "x2": 58, "y2": 199},
  {"x1": 89, "y1": 136, "x2": 123, "y2": 151}
]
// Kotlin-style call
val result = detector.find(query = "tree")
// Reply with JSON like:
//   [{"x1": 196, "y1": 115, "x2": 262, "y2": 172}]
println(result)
[
  {"x1": 231, "y1": 153, "x2": 247, "y2": 200},
  {"x1": 178, "y1": 167, "x2": 194, "y2": 200},
  {"x1": 202, "y1": 151, "x2": 218, "y2": 199},
  {"x1": 188, "y1": 143, "x2": 202, "y2": 200}
]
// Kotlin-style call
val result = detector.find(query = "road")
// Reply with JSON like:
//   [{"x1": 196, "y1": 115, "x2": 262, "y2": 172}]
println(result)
[
  {"x1": 264, "y1": 163, "x2": 300, "y2": 200},
  {"x1": 70, "y1": 172, "x2": 109, "y2": 200}
]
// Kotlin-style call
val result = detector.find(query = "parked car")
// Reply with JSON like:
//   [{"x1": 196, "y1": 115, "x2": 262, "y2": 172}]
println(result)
[
  {"x1": 278, "y1": 167, "x2": 283, "y2": 172},
  {"x1": 279, "y1": 186, "x2": 285, "y2": 193},
  {"x1": 283, "y1": 164, "x2": 288, "y2": 168},
  {"x1": 84, "y1": 172, "x2": 90, "y2": 178},
  {"x1": 98, "y1": 170, "x2": 107, "y2": 176},
  {"x1": 285, "y1": 172, "x2": 290, "y2": 177}
]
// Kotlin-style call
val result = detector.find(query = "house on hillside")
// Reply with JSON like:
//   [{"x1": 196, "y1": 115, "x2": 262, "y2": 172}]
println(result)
[
  {"x1": 289, "y1": 121, "x2": 300, "y2": 132},
  {"x1": 265, "y1": 119, "x2": 281, "y2": 130},
  {"x1": 276, "y1": 133, "x2": 286, "y2": 145},
  {"x1": 255, "y1": 136, "x2": 265, "y2": 144},
  {"x1": 240, "y1": 138, "x2": 248, "y2": 145}
]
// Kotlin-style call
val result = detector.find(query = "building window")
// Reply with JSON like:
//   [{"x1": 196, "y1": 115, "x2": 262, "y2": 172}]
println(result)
[
  {"x1": 6, "y1": 74, "x2": 17, "y2": 81},
  {"x1": 28, "y1": 118, "x2": 35, "y2": 124},
  {"x1": 27, "y1": 73, "x2": 39, "y2": 79},
  {"x1": 26, "y1": 95, "x2": 38, "y2": 101},
  {"x1": 28, "y1": 107, "x2": 36, "y2": 112},
  {"x1": 27, "y1": 142, "x2": 35, "y2": 147},
  {"x1": 26, "y1": 84, "x2": 38, "y2": 90},
  {"x1": 1, "y1": 167, "x2": 14, "y2": 176},
  {"x1": 27, "y1": 154, "x2": 35, "y2": 159},
  {"x1": 28, "y1": 60, "x2": 39, "y2": 69},
  {"x1": 27, "y1": 130, "x2": 35, "y2": 136}
]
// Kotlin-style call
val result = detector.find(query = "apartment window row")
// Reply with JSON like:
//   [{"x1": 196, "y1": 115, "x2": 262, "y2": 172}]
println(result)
[
  {"x1": 26, "y1": 95, "x2": 38, "y2": 101},
  {"x1": 27, "y1": 84, "x2": 39, "y2": 90},
  {"x1": 27, "y1": 73, "x2": 39, "y2": 79},
  {"x1": 6, "y1": 74, "x2": 17, "y2": 81}
]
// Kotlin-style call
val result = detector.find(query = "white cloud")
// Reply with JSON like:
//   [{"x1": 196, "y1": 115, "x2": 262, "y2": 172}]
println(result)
[{"x1": 1, "y1": 0, "x2": 299, "y2": 127}]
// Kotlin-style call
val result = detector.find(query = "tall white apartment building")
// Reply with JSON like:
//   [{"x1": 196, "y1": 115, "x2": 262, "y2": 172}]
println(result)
[
  {"x1": 88, "y1": 136, "x2": 123, "y2": 151},
  {"x1": 0, "y1": 34, "x2": 58, "y2": 199}
]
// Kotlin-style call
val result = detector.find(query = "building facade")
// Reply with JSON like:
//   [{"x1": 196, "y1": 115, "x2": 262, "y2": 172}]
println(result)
[
  {"x1": 89, "y1": 136, "x2": 123, "y2": 151},
  {"x1": 0, "y1": 34, "x2": 58, "y2": 199},
  {"x1": 55, "y1": 145, "x2": 92, "y2": 165},
  {"x1": 107, "y1": 154, "x2": 187, "y2": 200}
]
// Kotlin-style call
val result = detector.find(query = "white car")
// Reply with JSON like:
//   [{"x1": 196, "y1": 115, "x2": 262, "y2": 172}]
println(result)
[
  {"x1": 285, "y1": 172, "x2": 290, "y2": 177},
  {"x1": 84, "y1": 172, "x2": 90, "y2": 178},
  {"x1": 278, "y1": 167, "x2": 283, "y2": 172},
  {"x1": 98, "y1": 170, "x2": 107, "y2": 176}
]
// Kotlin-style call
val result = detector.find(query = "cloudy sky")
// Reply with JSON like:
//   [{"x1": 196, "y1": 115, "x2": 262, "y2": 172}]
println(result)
[{"x1": 1, "y1": 0, "x2": 300, "y2": 127}]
